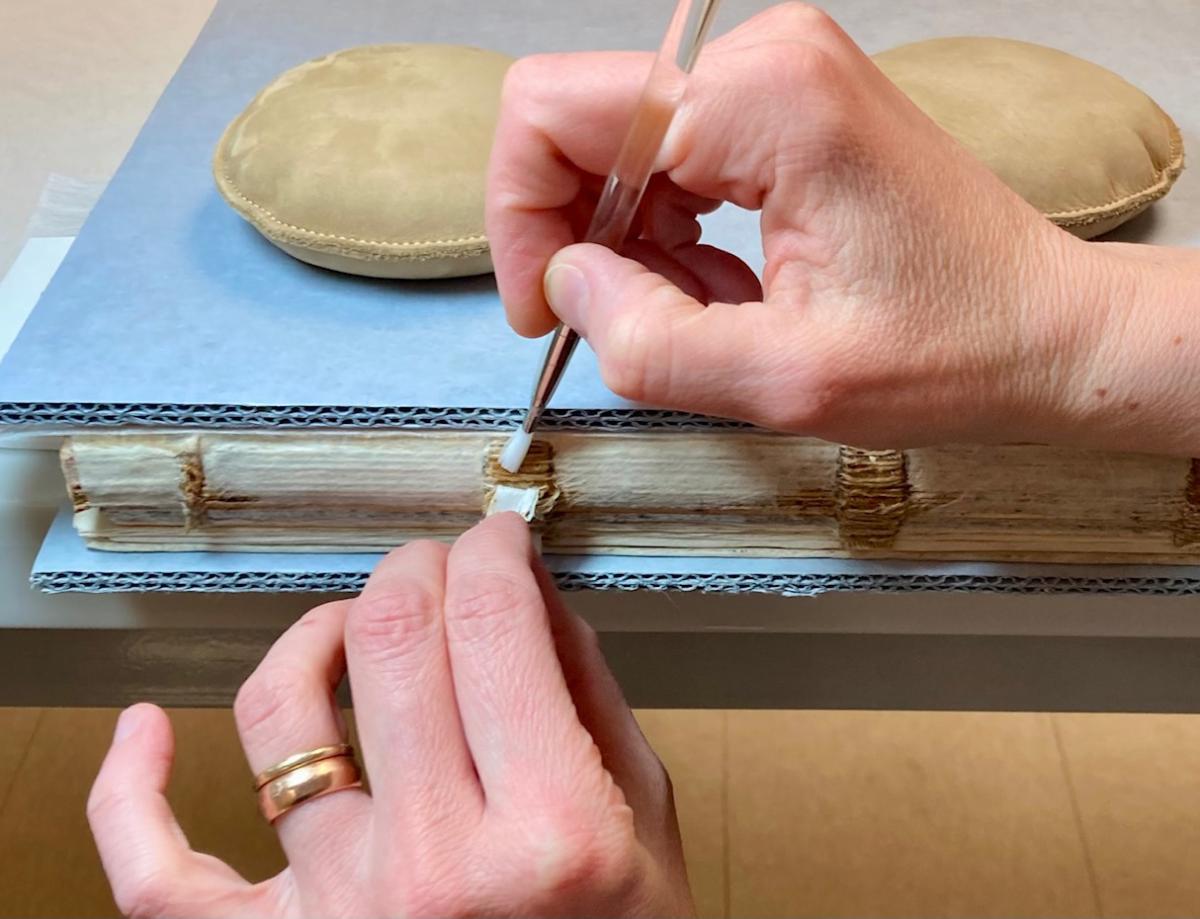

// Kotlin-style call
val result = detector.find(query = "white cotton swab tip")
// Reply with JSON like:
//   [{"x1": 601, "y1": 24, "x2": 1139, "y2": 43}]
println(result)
[{"x1": 498, "y1": 426, "x2": 534, "y2": 474}]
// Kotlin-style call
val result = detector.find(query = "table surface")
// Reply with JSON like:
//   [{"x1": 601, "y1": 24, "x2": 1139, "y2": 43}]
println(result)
[{"x1": 3, "y1": 0, "x2": 1200, "y2": 710}]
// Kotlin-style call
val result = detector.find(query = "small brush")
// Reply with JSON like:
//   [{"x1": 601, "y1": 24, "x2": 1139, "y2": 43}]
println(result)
[{"x1": 499, "y1": 0, "x2": 721, "y2": 473}]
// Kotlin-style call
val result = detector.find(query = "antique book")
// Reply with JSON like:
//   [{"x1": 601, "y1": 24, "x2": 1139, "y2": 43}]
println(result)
[{"x1": 61, "y1": 431, "x2": 1200, "y2": 564}]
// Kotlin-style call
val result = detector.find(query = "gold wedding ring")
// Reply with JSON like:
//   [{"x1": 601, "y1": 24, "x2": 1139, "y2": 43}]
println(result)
[
  {"x1": 255, "y1": 743, "x2": 362, "y2": 824},
  {"x1": 253, "y1": 742, "x2": 353, "y2": 789}
]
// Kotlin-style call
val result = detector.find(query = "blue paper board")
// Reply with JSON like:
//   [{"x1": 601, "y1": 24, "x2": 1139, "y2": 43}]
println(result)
[{"x1": 0, "y1": 0, "x2": 763, "y2": 427}]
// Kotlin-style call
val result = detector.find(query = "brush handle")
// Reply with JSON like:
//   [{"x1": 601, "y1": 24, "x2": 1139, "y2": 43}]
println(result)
[
  {"x1": 523, "y1": 325, "x2": 580, "y2": 432},
  {"x1": 521, "y1": 0, "x2": 722, "y2": 432}
]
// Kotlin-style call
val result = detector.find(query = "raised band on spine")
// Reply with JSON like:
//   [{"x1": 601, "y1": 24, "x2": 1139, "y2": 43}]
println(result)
[{"x1": 835, "y1": 446, "x2": 910, "y2": 549}]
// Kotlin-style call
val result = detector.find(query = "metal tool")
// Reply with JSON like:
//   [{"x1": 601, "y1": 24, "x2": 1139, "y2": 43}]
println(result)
[{"x1": 516, "y1": 0, "x2": 722, "y2": 439}]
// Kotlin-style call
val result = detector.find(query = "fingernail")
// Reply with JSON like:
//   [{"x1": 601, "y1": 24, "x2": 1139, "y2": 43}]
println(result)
[
  {"x1": 543, "y1": 262, "x2": 589, "y2": 332},
  {"x1": 113, "y1": 706, "x2": 140, "y2": 743}
]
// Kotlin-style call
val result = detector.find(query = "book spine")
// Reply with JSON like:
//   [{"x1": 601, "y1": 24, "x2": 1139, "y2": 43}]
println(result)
[{"x1": 62, "y1": 432, "x2": 1200, "y2": 561}]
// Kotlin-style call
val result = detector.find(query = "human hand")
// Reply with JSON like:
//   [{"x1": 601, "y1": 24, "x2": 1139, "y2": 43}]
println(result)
[
  {"x1": 87, "y1": 514, "x2": 694, "y2": 918},
  {"x1": 487, "y1": 2, "x2": 1115, "y2": 449}
]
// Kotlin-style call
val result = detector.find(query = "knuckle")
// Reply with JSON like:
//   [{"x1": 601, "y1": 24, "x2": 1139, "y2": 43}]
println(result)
[
  {"x1": 500, "y1": 54, "x2": 541, "y2": 100},
  {"x1": 600, "y1": 303, "x2": 665, "y2": 403},
  {"x1": 446, "y1": 570, "x2": 532, "y2": 642},
  {"x1": 297, "y1": 600, "x2": 346, "y2": 627},
  {"x1": 589, "y1": 844, "x2": 640, "y2": 900},
  {"x1": 346, "y1": 581, "x2": 440, "y2": 655},
  {"x1": 765, "y1": 2, "x2": 841, "y2": 42},
  {"x1": 500, "y1": 53, "x2": 562, "y2": 114},
  {"x1": 599, "y1": 351, "x2": 649, "y2": 404},
  {"x1": 754, "y1": 42, "x2": 860, "y2": 174},
  {"x1": 524, "y1": 811, "x2": 639, "y2": 900},
  {"x1": 85, "y1": 785, "x2": 121, "y2": 827},
  {"x1": 234, "y1": 666, "x2": 306, "y2": 741}
]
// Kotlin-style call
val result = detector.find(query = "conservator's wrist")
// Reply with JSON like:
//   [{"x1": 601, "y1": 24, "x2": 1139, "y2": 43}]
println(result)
[{"x1": 1052, "y1": 238, "x2": 1200, "y2": 456}]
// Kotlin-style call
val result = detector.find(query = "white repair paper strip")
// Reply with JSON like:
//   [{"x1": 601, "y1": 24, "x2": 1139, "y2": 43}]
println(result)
[{"x1": 486, "y1": 484, "x2": 540, "y2": 521}]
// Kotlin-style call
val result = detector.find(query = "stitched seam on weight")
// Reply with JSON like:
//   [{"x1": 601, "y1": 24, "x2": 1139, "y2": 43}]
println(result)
[
  {"x1": 217, "y1": 111, "x2": 1183, "y2": 245},
  {"x1": 220, "y1": 168, "x2": 488, "y2": 249},
  {"x1": 215, "y1": 146, "x2": 488, "y2": 253},
  {"x1": 211, "y1": 42, "x2": 496, "y2": 254},
  {"x1": 1045, "y1": 125, "x2": 1185, "y2": 222}
]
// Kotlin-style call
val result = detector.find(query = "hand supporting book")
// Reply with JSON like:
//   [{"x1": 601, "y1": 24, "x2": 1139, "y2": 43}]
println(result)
[{"x1": 89, "y1": 514, "x2": 695, "y2": 919}]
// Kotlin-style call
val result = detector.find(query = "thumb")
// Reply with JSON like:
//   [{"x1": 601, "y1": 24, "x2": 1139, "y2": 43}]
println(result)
[
  {"x1": 542, "y1": 243, "x2": 777, "y2": 419},
  {"x1": 88, "y1": 704, "x2": 261, "y2": 917}
]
